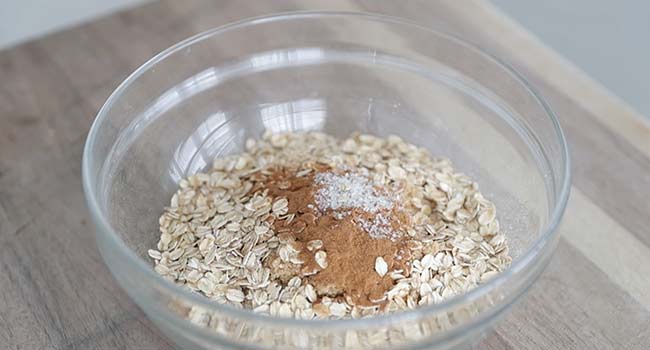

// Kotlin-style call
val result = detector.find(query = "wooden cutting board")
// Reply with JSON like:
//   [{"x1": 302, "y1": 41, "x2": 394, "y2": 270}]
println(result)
[{"x1": 1, "y1": 1, "x2": 649, "y2": 349}]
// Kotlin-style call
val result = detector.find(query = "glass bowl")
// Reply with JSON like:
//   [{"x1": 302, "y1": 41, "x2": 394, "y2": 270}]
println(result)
[{"x1": 82, "y1": 11, "x2": 570, "y2": 350}]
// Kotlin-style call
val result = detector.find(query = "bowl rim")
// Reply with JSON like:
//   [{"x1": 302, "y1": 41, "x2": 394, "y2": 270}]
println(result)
[{"x1": 82, "y1": 10, "x2": 571, "y2": 328}]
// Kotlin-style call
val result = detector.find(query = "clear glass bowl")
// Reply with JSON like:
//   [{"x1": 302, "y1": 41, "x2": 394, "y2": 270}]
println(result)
[{"x1": 82, "y1": 12, "x2": 570, "y2": 350}]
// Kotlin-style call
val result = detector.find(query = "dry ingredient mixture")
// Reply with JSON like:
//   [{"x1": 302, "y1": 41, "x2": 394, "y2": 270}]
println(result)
[{"x1": 149, "y1": 131, "x2": 511, "y2": 319}]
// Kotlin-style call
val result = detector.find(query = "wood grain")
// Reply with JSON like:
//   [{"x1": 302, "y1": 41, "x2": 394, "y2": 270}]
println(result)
[{"x1": 1, "y1": 1, "x2": 649, "y2": 349}]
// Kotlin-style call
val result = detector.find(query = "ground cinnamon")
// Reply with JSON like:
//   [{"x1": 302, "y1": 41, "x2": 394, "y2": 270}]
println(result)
[{"x1": 260, "y1": 165, "x2": 414, "y2": 306}]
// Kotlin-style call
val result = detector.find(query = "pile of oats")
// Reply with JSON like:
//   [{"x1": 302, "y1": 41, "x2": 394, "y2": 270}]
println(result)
[{"x1": 149, "y1": 131, "x2": 511, "y2": 319}]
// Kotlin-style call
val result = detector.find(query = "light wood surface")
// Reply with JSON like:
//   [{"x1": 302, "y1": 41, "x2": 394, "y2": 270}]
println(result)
[{"x1": 2, "y1": 1, "x2": 649, "y2": 349}]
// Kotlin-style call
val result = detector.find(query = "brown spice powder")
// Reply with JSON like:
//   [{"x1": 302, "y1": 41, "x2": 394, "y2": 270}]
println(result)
[{"x1": 260, "y1": 166, "x2": 413, "y2": 306}]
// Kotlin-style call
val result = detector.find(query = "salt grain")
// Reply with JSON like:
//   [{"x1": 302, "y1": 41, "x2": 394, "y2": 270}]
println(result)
[{"x1": 314, "y1": 171, "x2": 393, "y2": 213}]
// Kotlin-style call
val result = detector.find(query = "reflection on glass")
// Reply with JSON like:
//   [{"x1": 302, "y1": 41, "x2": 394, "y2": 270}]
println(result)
[
  {"x1": 170, "y1": 111, "x2": 229, "y2": 182},
  {"x1": 260, "y1": 98, "x2": 326, "y2": 133},
  {"x1": 248, "y1": 47, "x2": 325, "y2": 71}
]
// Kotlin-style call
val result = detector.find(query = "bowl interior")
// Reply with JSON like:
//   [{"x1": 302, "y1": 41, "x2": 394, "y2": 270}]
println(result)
[
  {"x1": 102, "y1": 60, "x2": 549, "y2": 264},
  {"x1": 86, "y1": 13, "x2": 565, "y2": 317}
]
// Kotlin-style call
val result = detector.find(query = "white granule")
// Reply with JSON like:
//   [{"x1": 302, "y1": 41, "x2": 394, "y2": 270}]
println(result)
[
  {"x1": 314, "y1": 171, "x2": 393, "y2": 213},
  {"x1": 314, "y1": 170, "x2": 402, "y2": 240},
  {"x1": 356, "y1": 212, "x2": 402, "y2": 241}
]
